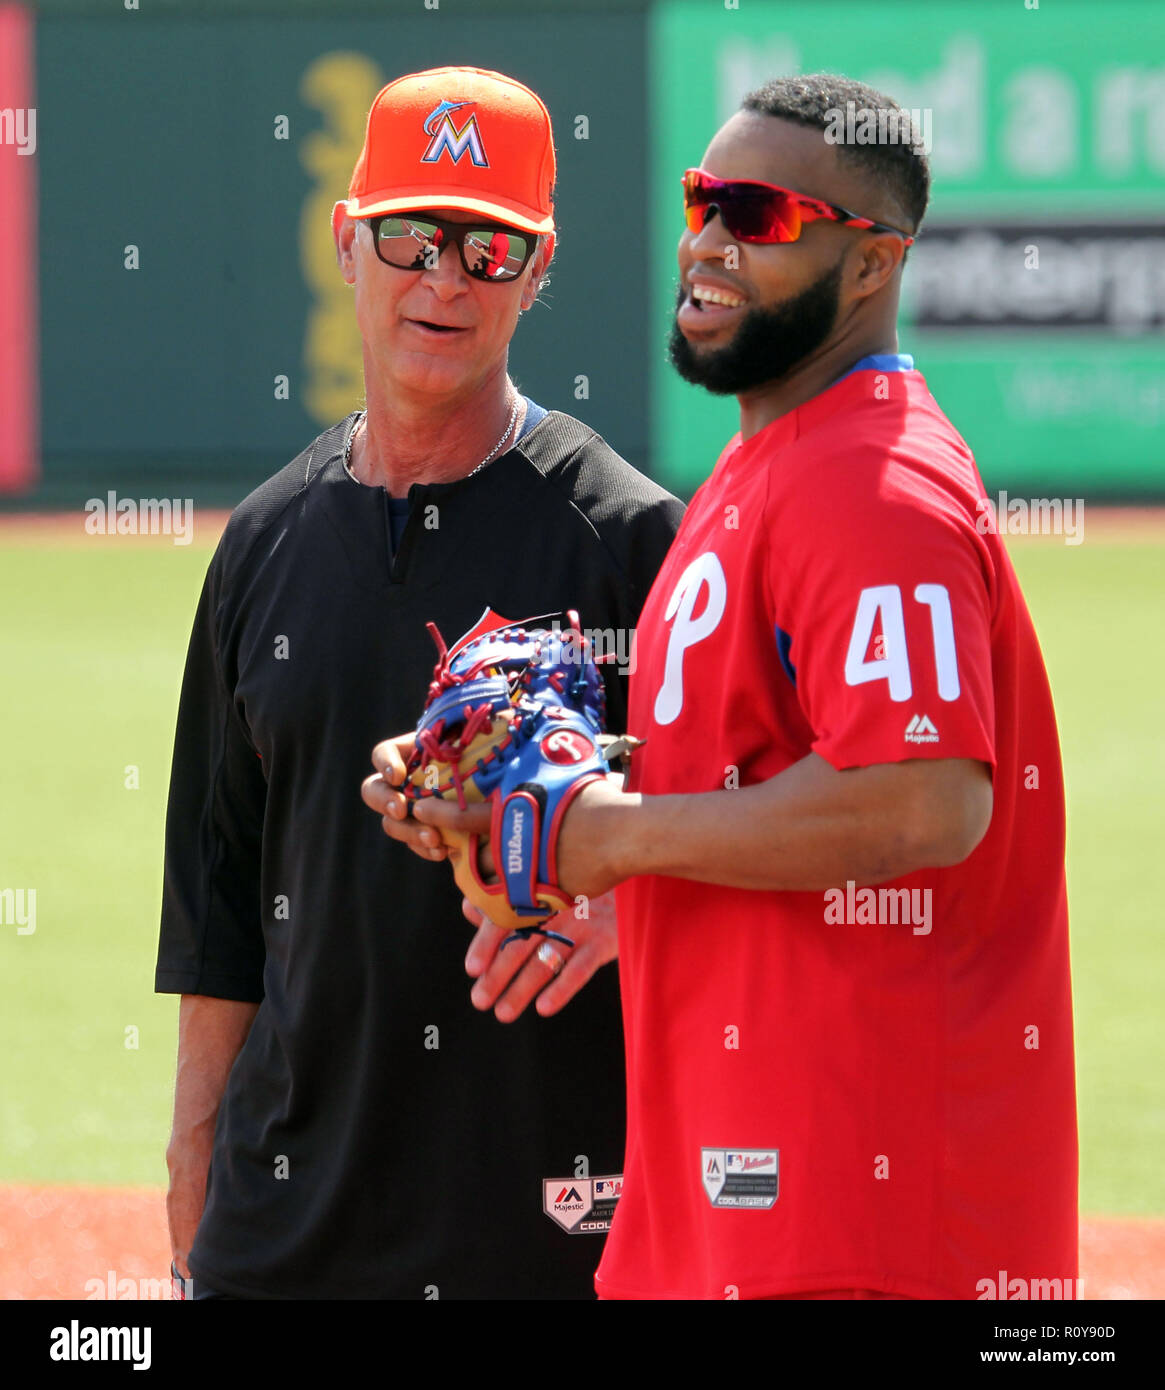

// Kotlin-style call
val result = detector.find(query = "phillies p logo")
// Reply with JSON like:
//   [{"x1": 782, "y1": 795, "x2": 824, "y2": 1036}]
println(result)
[
  {"x1": 421, "y1": 99, "x2": 489, "y2": 167},
  {"x1": 654, "y1": 552, "x2": 727, "y2": 726},
  {"x1": 540, "y1": 728, "x2": 595, "y2": 765}
]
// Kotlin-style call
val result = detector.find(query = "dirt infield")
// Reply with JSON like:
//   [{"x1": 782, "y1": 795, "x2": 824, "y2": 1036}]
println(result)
[
  {"x1": 0, "y1": 1185, "x2": 1160, "y2": 1299},
  {"x1": 0, "y1": 1187, "x2": 171, "y2": 1301}
]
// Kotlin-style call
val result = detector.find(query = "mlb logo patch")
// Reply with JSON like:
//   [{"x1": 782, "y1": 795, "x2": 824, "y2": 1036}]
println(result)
[{"x1": 701, "y1": 1148, "x2": 779, "y2": 1209}]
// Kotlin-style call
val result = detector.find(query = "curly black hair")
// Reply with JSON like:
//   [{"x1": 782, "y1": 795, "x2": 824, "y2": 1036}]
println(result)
[{"x1": 741, "y1": 73, "x2": 930, "y2": 236}]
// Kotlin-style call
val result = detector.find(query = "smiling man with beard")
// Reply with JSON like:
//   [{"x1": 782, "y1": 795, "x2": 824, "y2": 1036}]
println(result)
[
  {"x1": 668, "y1": 251, "x2": 844, "y2": 395},
  {"x1": 396, "y1": 72, "x2": 1078, "y2": 1301}
]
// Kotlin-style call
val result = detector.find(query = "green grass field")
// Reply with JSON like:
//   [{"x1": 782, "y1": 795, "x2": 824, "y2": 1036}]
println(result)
[{"x1": 1, "y1": 528, "x2": 1162, "y2": 1211}]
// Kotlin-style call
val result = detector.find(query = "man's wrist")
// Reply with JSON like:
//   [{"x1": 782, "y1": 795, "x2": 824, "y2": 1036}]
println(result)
[
  {"x1": 597, "y1": 786, "x2": 644, "y2": 887},
  {"x1": 171, "y1": 1260, "x2": 193, "y2": 1300}
]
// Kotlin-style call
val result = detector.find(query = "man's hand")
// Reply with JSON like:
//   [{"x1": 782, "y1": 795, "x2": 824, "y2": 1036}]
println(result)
[
  {"x1": 404, "y1": 774, "x2": 629, "y2": 901},
  {"x1": 363, "y1": 734, "x2": 630, "y2": 902},
  {"x1": 364, "y1": 736, "x2": 620, "y2": 1016},
  {"x1": 462, "y1": 891, "x2": 618, "y2": 1022},
  {"x1": 362, "y1": 734, "x2": 449, "y2": 861}
]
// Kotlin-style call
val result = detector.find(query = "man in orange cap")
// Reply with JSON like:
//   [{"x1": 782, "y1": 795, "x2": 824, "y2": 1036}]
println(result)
[
  {"x1": 336, "y1": 67, "x2": 559, "y2": 499},
  {"x1": 157, "y1": 67, "x2": 681, "y2": 1300}
]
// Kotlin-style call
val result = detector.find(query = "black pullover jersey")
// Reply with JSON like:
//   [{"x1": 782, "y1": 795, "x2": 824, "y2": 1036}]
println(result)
[{"x1": 155, "y1": 410, "x2": 684, "y2": 1299}]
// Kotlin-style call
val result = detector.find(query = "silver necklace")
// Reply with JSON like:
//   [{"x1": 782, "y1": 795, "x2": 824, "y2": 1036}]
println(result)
[
  {"x1": 466, "y1": 395, "x2": 522, "y2": 478},
  {"x1": 344, "y1": 397, "x2": 521, "y2": 481},
  {"x1": 343, "y1": 413, "x2": 360, "y2": 471}
]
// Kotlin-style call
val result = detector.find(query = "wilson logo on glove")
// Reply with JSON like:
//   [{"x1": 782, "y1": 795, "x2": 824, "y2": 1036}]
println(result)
[
  {"x1": 505, "y1": 810, "x2": 528, "y2": 873},
  {"x1": 402, "y1": 610, "x2": 639, "y2": 947}
]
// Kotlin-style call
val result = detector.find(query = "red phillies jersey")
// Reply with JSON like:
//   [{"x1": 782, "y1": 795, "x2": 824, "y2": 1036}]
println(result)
[{"x1": 596, "y1": 364, "x2": 1078, "y2": 1300}]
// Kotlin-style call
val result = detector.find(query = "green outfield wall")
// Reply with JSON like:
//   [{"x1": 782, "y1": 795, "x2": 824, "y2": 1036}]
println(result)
[{"x1": 6, "y1": 0, "x2": 1163, "y2": 505}]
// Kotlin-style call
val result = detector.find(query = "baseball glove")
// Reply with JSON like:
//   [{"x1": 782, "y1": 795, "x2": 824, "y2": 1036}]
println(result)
[{"x1": 404, "y1": 612, "x2": 636, "y2": 946}]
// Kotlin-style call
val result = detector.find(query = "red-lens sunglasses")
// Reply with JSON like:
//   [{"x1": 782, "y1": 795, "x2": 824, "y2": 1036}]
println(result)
[{"x1": 682, "y1": 168, "x2": 915, "y2": 246}]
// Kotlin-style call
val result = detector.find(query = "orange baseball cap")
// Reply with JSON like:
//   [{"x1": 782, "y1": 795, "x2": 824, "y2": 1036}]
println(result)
[{"x1": 346, "y1": 66, "x2": 556, "y2": 234}]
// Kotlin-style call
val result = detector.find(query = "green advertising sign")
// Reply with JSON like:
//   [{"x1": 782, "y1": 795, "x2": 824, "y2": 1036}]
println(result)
[{"x1": 650, "y1": 0, "x2": 1165, "y2": 496}]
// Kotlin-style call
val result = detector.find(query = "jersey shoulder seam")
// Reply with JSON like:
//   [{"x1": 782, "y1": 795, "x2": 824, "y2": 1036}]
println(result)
[
  {"x1": 513, "y1": 413, "x2": 634, "y2": 580},
  {"x1": 214, "y1": 416, "x2": 353, "y2": 608}
]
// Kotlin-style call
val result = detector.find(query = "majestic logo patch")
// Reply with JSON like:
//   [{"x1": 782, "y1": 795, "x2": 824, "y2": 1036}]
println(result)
[
  {"x1": 543, "y1": 1175, "x2": 624, "y2": 1233},
  {"x1": 422, "y1": 99, "x2": 489, "y2": 167},
  {"x1": 905, "y1": 713, "x2": 940, "y2": 743}
]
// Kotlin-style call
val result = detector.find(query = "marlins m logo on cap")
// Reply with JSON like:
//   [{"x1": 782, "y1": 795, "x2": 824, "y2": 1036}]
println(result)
[
  {"x1": 346, "y1": 66, "x2": 556, "y2": 234},
  {"x1": 422, "y1": 99, "x2": 489, "y2": 168}
]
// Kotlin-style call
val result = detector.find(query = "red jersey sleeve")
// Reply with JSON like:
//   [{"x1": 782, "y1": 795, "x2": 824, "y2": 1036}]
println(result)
[{"x1": 765, "y1": 440, "x2": 998, "y2": 773}]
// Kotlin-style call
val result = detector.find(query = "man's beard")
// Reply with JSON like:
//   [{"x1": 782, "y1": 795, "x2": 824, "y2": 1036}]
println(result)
[{"x1": 668, "y1": 260, "x2": 844, "y2": 396}]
